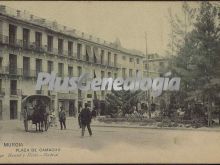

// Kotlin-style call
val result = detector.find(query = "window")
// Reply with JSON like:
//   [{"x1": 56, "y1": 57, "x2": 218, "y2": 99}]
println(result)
[
  {"x1": 101, "y1": 71, "x2": 105, "y2": 78},
  {"x1": 107, "y1": 52, "x2": 111, "y2": 65},
  {"x1": 122, "y1": 68, "x2": 126, "y2": 78},
  {"x1": 114, "y1": 54, "x2": 117, "y2": 66},
  {"x1": 68, "y1": 66, "x2": 73, "y2": 77},
  {"x1": 47, "y1": 35, "x2": 53, "y2": 52},
  {"x1": 0, "y1": 79, "x2": 3, "y2": 94},
  {"x1": 129, "y1": 58, "x2": 134, "y2": 62},
  {"x1": 136, "y1": 58, "x2": 139, "y2": 64},
  {"x1": 114, "y1": 73, "x2": 117, "y2": 79},
  {"x1": 9, "y1": 54, "x2": 17, "y2": 75},
  {"x1": 145, "y1": 64, "x2": 148, "y2": 70},
  {"x1": 85, "y1": 46, "x2": 91, "y2": 61},
  {"x1": 23, "y1": 28, "x2": 29, "y2": 48},
  {"x1": 58, "y1": 38, "x2": 63, "y2": 54},
  {"x1": 36, "y1": 59, "x2": 42, "y2": 75},
  {"x1": 58, "y1": 63, "x2": 64, "y2": 77},
  {"x1": 159, "y1": 62, "x2": 164, "y2": 67},
  {"x1": 23, "y1": 57, "x2": 30, "y2": 77},
  {"x1": 68, "y1": 41, "x2": 73, "y2": 56},
  {"x1": 101, "y1": 50, "x2": 104, "y2": 64},
  {"x1": 9, "y1": 24, "x2": 17, "y2": 45},
  {"x1": 77, "y1": 66, "x2": 82, "y2": 77},
  {"x1": 10, "y1": 80, "x2": 17, "y2": 95},
  {"x1": 93, "y1": 47, "x2": 98, "y2": 63},
  {"x1": 129, "y1": 69, "x2": 133, "y2": 77},
  {"x1": 77, "y1": 43, "x2": 81, "y2": 59},
  {"x1": 0, "y1": 98, "x2": 2, "y2": 120},
  {"x1": 0, "y1": 57, "x2": 3, "y2": 71},
  {"x1": 35, "y1": 32, "x2": 42, "y2": 48},
  {"x1": 47, "y1": 61, "x2": 53, "y2": 73},
  {"x1": 108, "y1": 72, "x2": 111, "y2": 78}
]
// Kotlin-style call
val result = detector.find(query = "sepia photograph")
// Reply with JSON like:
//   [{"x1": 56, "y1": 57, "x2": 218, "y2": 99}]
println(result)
[{"x1": 0, "y1": 1, "x2": 220, "y2": 164}]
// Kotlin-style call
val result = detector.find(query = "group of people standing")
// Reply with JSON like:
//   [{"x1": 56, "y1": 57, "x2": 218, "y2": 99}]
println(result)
[{"x1": 56, "y1": 103, "x2": 96, "y2": 137}]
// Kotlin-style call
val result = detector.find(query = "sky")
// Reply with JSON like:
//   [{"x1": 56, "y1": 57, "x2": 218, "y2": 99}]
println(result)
[{"x1": 0, "y1": 1, "x2": 199, "y2": 56}]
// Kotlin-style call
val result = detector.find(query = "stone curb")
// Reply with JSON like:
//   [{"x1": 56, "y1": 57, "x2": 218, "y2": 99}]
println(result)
[{"x1": 91, "y1": 123, "x2": 220, "y2": 132}]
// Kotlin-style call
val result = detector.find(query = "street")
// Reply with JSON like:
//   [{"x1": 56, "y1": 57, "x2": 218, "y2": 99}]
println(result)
[{"x1": 1, "y1": 118, "x2": 220, "y2": 163}]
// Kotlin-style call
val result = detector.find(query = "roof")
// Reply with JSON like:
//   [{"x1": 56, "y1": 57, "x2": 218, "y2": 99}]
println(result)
[{"x1": 0, "y1": 5, "x2": 144, "y2": 57}]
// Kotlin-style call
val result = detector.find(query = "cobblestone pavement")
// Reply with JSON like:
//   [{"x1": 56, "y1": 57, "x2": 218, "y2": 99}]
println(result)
[{"x1": 0, "y1": 118, "x2": 220, "y2": 163}]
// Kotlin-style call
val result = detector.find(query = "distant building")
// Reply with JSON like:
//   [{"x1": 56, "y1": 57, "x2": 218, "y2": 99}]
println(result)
[{"x1": 143, "y1": 53, "x2": 169, "y2": 77}]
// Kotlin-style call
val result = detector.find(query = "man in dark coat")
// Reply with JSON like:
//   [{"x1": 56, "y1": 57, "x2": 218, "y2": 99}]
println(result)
[
  {"x1": 80, "y1": 103, "x2": 92, "y2": 137},
  {"x1": 59, "y1": 106, "x2": 66, "y2": 130}
]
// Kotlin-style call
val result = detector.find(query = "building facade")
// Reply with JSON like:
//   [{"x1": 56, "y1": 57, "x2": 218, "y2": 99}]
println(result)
[
  {"x1": 143, "y1": 53, "x2": 169, "y2": 78},
  {"x1": 0, "y1": 5, "x2": 145, "y2": 120}
]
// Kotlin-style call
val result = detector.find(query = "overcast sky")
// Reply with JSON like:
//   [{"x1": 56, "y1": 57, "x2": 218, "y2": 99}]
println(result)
[{"x1": 0, "y1": 1, "x2": 199, "y2": 56}]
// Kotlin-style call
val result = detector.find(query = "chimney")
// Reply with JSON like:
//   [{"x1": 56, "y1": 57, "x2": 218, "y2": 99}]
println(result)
[
  {"x1": 82, "y1": 32, "x2": 84, "y2": 38},
  {"x1": 89, "y1": 35, "x2": 92, "y2": 40},
  {"x1": 63, "y1": 26, "x2": 66, "y2": 31},
  {"x1": 16, "y1": 10, "x2": 21, "y2": 17}
]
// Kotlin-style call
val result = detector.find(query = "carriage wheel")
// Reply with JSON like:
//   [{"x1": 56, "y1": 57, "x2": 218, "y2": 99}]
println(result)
[{"x1": 24, "y1": 120, "x2": 28, "y2": 132}]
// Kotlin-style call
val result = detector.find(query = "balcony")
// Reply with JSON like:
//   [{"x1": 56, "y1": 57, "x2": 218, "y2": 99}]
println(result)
[
  {"x1": 0, "y1": 34, "x2": 9, "y2": 44},
  {"x1": 10, "y1": 89, "x2": 22, "y2": 96},
  {"x1": 8, "y1": 67, "x2": 23, "y2": 76},
  {"x1": 68, "y1": 50, "x2": 73, "y2": 57},
  {"x1": 0, "y1": 88, "x2": 5, "y2": 96},
  {"x1": 23, "y1": 70, "x2": 36, "y2": 78},
  {"x1": 0, "y1": 35, "x2": 22, "y2": 48},
  {"x1": 9, "y1": 38, "x2": 23, "y2": 48}
]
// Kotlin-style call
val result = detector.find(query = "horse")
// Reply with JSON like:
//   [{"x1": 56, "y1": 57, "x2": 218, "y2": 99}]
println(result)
[{"x1": 32, "y1": 105, "x2": 49, "y2": 132}]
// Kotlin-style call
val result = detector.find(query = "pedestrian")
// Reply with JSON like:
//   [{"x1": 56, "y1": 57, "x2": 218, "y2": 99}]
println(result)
[
  {"x1": 80, "y1": 103, "x2": 92, "y2": 137},
  {"x1": 59, "y1": 106, "x2": 66, "y2": 130},
  {"x1": 91, "y1": 107, "x2": 97, "y2": 120},
  {"x1": 78, "y1": 106, "x2": 82, "y2": 128}
]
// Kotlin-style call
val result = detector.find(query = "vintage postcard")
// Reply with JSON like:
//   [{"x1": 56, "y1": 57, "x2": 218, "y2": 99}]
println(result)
[{"x1": 0, "y1": 1, "x2": 220, "y2": 164}]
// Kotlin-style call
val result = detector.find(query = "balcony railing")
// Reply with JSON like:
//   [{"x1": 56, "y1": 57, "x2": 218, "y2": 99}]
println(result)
[
  {"x1": 68, "y1": 50, "x2": 73, "y2": 56},
  {"x1": 0, "y1": 34, "x2": 9, "y2": 44},
  {"x1": 10, "y1": 89, "x2": 22, "y2": 96},
  {"x1": 0, "y1": 34, "x2": 22, "y2": 48},
  {"x1": 23, "y1": 69, "x2": 36, "y2": 78},
  {"x1": 8, "y1": 68, "x2": 23, "y2": 76},
  {"x1": 0, "y1": 88, "x2": 5, "y2": 96}
]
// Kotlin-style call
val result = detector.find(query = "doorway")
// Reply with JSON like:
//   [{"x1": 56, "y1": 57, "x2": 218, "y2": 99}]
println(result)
[
  {"x1": 69, "y1": 100, "x2": 75, "y2": 117},
  {"x1": 10, "y1": 100, "x2": 17, "y2": 119}
]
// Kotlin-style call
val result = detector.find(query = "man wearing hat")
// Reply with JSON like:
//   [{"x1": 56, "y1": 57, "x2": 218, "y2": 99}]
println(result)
[
  {"x1": 59, "y1": 106, "x2": 66, "y2": 130},
  {"x1": 80, "y1": 103, "x2": 92, "y2": 137}
]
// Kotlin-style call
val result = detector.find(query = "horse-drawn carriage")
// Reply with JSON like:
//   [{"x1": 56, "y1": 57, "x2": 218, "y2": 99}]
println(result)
[{"x1": 21, "y1": 95, "x2": 51, "y2": 132}]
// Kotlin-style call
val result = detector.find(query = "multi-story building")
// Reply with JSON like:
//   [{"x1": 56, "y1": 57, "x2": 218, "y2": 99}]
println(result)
[
  {"x1": 0, "y1": 5, "x2": 145, "y2": 120},
  {"x1": 143, "y1": 53, "x2": 169, "y2": 78}
]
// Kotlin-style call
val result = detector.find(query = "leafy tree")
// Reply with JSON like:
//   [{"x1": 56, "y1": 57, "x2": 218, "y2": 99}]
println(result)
[
  {"x1": 105, "y1": 90, "x2": 144, "y2": 116},
  {"x1": 168, "y1": 2, "x2": 220, "y2": 123}
]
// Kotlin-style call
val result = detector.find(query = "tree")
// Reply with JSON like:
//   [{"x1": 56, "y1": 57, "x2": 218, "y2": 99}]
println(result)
[
  {"x1": 168, "y1": 2, "x2": 220, "y2": 124},
  {"x1": 105, "y1": 90, "x2": 144, "y2": 117}
]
